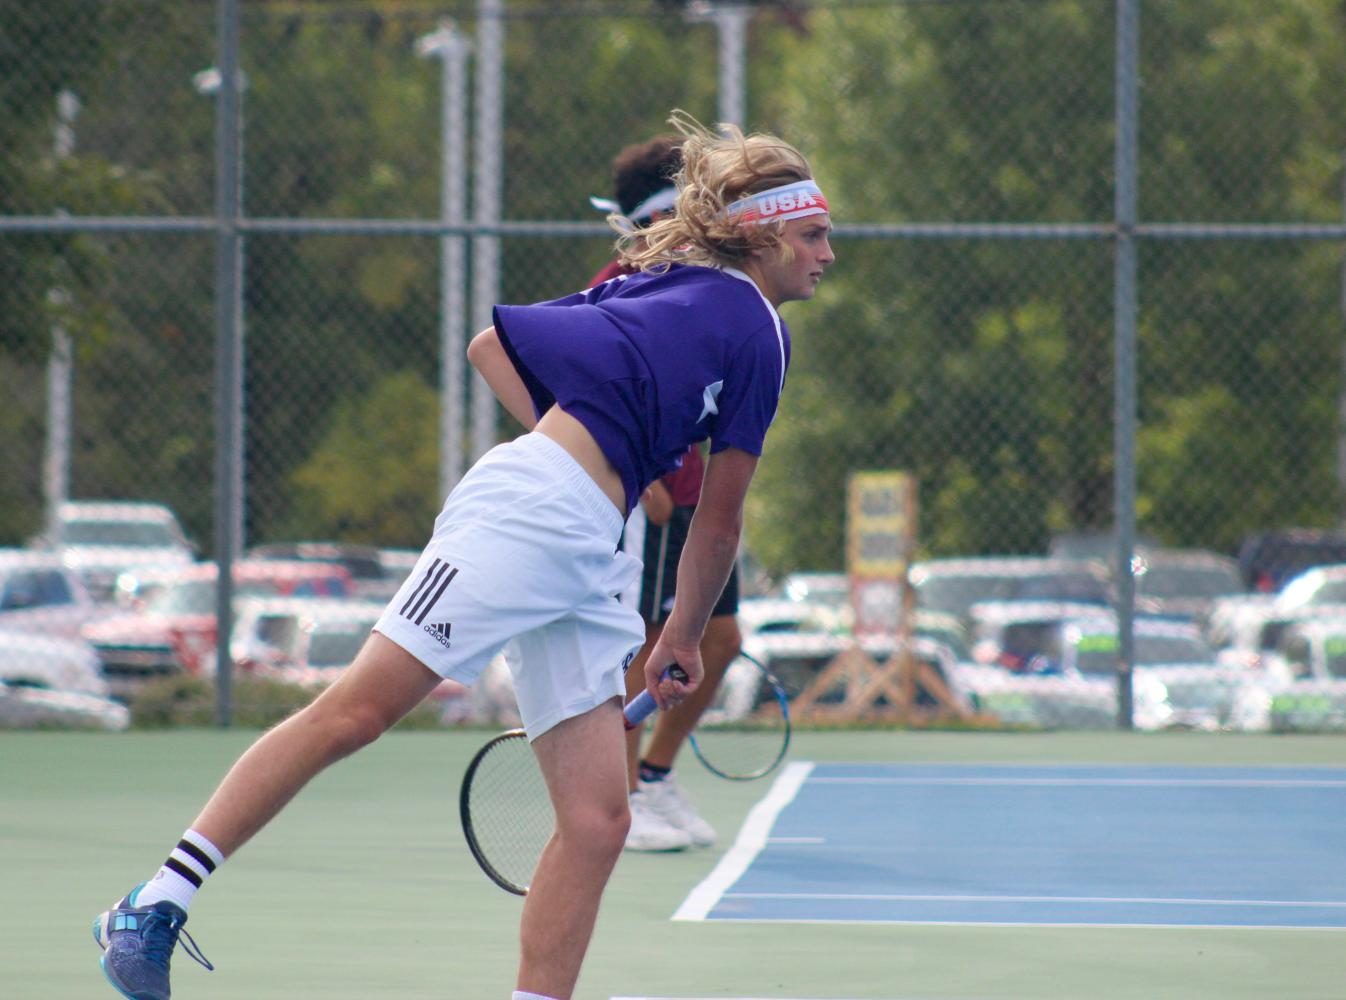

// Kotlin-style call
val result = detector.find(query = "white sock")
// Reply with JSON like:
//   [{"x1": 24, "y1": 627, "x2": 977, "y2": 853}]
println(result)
[
  {"x1": 512, "y1": 992, "x2": 561, "y2": 1000},
  {"x1": 135, "y1": 829, "x2": 225, "y2": 912}
]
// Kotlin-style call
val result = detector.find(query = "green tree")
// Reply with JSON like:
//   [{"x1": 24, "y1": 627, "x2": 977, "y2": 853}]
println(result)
[{"x1": 743, "y1": 0, "x2": 1346, "y2": 574}]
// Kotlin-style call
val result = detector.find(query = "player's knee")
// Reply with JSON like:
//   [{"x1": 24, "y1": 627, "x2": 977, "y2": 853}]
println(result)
[
  {"x1": 559, "y1": 797, "x2": 629, "y2": 861},
  {"x1": 300, "y1": 696, "x2": 390, "y2": 760}
]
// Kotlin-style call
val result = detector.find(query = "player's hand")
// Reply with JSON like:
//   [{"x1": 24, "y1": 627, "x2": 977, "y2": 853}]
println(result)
[{"x1": 645, "y1": 641, "x2": 702, "y2": 711}]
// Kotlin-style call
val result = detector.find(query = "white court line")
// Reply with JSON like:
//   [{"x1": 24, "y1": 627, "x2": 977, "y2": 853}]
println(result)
[
  {"x1": 671, "y1": 760, "x2": 813, "y2": 922},
  {"x1": 811, "y1": 776, "x2": 1346, "y2": 788},
  {"x1": 720, "y1": 892, "x2": 1346, "y2": 909}
]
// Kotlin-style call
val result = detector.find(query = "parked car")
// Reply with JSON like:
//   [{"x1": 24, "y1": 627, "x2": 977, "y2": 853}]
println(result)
[
  {"x1": 969, "y1": 600, "x2": 1116, "y2": 672},
  {"x1": 83, "y1": 560, "x2": 354, "y2": 701},
  {"x1": 0, "y1": 680, "x2": 129, "y2": 731},
  {"x1": 909, "y1": 556, "x2": 1112, "y2": 624},
  {"x1": 1054, "y1": 617, "x2": 1219, "y2": 677},
  {"x1": 247, "y1": 541, "x2": 397, "y2": 600},
  {"x1": 1047, "y1": 530, "x2": 1161, "y2": 563},
  {"x1": 231, "y1": 596, "x2": 386, "y2": 683},
  {"x1": 1268, "y1": 618, "x2": 1346, "y2": 682},
  {"x1": 1226, "y1": 615, "x2": 1346, "y2": 733},
  {"x1": 1274, "y1": 564, "x2": 1346, "y2": 611},
  {"x1": 1236, "y1": 528, "x2": 1346, "y2": 593},
  {"x1": 1206, "y1": 593, "x2": 1290, "y2": 670},
  {"x1": 0, "y1": 628, "x2": 109, "y2": 695},
  {"x1": 378, "y1": 548, "x2": 420, "y2": 588},
  {"x1": 957, "y1": 616, "x2": 1241, "y2": 730},
  {"x1": 31, "y1": 499, "x2": 195, "y2": 601},
  {"x1": 777, "y1": 571, "x2": 850, "y2": 610},
  {"x1": 950, "y1": 660, "x2": 1176, "y2": 731},
  {"x1": 0, "y1": 549, "x2": 104, "y2": 638},
  {"x1": 738, "y1": 597, "x2": 841, "y2": 637},
  {"x1": 1131, "y1": 548, "x2": 1244, "y2": 625},
  {"x1": 1054, "y1": 616, "x2": 1251, "y2": 729},
  {"x1": 230, "y1": 595, "x2": 469, "y2": 711}
]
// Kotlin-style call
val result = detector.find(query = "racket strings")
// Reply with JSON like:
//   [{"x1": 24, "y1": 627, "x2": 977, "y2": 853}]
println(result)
[
  {"x1": 462, "y1": 732, "x2": 555, "y2": 894},
  {"x1": 691, "y1": 653, "x2": 792, "y2": 781}
]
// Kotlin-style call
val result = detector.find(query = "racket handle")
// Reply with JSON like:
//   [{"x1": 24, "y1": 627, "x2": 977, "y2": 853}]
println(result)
[{"x1": 622, "y1": 665, "x2": 688, "y2": 730}]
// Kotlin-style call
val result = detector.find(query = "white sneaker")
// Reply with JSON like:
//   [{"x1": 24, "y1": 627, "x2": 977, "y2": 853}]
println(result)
[
  {"x1": 625, "y1": 790, "x2": 693, "y2": 852},
  {"x1": 636, "y1": 774, "x2": 716, "y2": 847}
]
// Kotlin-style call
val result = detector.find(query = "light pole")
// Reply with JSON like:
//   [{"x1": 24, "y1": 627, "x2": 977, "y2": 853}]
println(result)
[
  {"x1": 686, "y1": 1, "x2": 750, "y2": 125},
  {"x1": 193, "y1": 65, "x2": 247, "y2": 561},
  {"x1": 415, "y1": 21, "x2": 471, "y2": 498},
  {"x1": 199, "y1": 0, "x2": 244, "y2": 726},
  {"x1": 470, "y1": 0, "x2": 505, "y2": 464},
  {"x1": 43, "y1": 88, "x2": 79, "y2": 540}
]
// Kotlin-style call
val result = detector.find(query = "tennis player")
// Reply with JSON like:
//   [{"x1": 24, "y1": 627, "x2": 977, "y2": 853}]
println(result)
[
  {"x1": 92, "y1": 111, "x2": 833, "y2": 1000},
  {"x1": 589, "y1": 134, "x2": 744, "y2": 852}
]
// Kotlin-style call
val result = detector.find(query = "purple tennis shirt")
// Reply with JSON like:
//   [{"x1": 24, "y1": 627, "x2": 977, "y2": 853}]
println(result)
[{"x1": 493, "y1": 264, "x2": 790, "y2": 514}]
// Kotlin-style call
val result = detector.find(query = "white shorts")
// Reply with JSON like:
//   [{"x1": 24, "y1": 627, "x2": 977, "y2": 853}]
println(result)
[{"x1": 374, "y1": 433, "x2": 645, "y2": 739}]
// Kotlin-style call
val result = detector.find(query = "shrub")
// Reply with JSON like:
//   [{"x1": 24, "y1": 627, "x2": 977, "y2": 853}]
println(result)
[{"x1": 129, "y1": 674, "x2": 445, "y2": 730}]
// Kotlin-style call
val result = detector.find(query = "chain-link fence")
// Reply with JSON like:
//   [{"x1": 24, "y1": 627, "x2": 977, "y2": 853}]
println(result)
[{"x1": 5, "y1": 0, "x2": 1346, "y2": 731}]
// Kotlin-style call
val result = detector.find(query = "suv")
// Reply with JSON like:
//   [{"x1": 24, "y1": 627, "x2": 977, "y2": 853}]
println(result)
[
  {"x1": 33, "y1": 500, "x2": 195, "y2": 601},
  {"x1": 909, "y1": 556, "x2": 1112, "y2": 624},
  {"x1": 83, "y1": 560, "x2": 354, "y2": 700},
  {"x1": 1270, "y1": 619, "x2": 1346, "y2": 682},
  {"x1": 247, "y1": 541, "x2": 397, "y2": 600},
  {"x1": 1236, "y1": 529, "x2": 1346, "y2": 593},
  {"x1": 0, "y1": 549, "x2": 102, "y2": 637},
  {"x1": 231, "y1": 595, "x2": 386, "y2": 683}
]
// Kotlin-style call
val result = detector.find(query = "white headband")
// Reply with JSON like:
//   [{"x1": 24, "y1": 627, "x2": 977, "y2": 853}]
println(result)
[
  {"x1": 588, "y1": 186, "x2": 679, "y2": 228},
  {"x1": 725, "y1": 179, "x2": 829, "y2": 225}
]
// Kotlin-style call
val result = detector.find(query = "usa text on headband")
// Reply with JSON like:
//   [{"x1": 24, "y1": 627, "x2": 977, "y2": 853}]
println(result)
[{"x1": 725, "y1": 180, "x2": 828, "y2": 226}]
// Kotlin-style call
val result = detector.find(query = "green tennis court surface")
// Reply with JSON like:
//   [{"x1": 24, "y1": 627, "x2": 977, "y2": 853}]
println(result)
[{"x1": 5, "y1": 729, "x2": 1344, "y2": 999}]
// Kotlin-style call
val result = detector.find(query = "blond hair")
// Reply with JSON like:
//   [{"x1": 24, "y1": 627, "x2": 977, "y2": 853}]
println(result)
[{"x1": 616, "y1": 110, "x2": 816, "y2": 271}]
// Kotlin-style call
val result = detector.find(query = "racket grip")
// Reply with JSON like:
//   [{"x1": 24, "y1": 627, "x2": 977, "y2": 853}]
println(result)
[{"x1": 622, "y1": 665, "x2": 688, "y2": 730}]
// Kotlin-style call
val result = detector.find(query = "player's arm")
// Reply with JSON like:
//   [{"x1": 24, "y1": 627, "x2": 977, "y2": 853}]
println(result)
[
  {"x1": 467, "y1": 326, "x2": 537, "y2": 430},
  {"x1": 643, "y1": 446, "x2": 757, "y2": 707},
  {"x1": 640, "y1": 480, "x2": 674, "y2": 526}
]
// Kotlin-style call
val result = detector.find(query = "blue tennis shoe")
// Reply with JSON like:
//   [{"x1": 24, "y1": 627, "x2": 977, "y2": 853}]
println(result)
[{"x1": 93, "y1": 885, "x2": 213, "y2": 1000}]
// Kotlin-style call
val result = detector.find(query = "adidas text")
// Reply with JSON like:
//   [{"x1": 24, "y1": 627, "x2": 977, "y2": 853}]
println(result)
[{"x1": 424, "y1": 621, "x2": 453, "y2": 647}]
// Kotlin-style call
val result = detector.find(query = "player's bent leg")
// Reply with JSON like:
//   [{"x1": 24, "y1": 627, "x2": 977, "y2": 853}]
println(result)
[
  {"x1": 518, "y1": 699, "x2": 630, "y2": 1000},
  {"x1": 642, "y1": 613, "x2": 740, "y2": 765},
  {"x1": 636, "y1": 614, "x2": 742, "y2": 847},
  {"x1": 188, "y1": 633, "x2": 445, "y2": 856}
]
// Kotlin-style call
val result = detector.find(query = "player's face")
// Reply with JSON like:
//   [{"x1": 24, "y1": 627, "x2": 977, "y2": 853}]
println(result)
[{"x1": 752, "y1": 215, "x2": 835, "y2": 307}]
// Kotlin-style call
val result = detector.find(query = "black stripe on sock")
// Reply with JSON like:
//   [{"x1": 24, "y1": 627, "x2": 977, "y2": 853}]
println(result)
[
  {"x1": 176, "y1": 839, "x2": 217, "y2": 873},
  {"x1": 639, "y1": 760, "x2": 672, "y2": 783},
  {"x1": 164, "y1": 857, "x2": 204, "y2": 888}
]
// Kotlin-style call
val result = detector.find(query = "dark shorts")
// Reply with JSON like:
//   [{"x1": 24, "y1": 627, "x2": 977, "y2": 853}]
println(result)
[{"x1": 635, "y1": 505, "x2": 740, "y2": 625}]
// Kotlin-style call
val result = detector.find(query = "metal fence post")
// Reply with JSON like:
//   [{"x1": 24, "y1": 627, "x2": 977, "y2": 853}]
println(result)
[
  {"x1": 1113, "y1": 0, "x2": 1140, "y2": 729},
  {"x1": 417, "y1": 22, "x2": 472, "y2": 500},
  {"x1": 212, "y1": 0, "x2": 244, "y2": 727}
]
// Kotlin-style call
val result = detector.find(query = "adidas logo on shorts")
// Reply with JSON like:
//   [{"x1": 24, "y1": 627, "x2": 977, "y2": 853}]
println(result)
[{"x1": 424, "y1": 621, "x2": 453, "y2": 647}]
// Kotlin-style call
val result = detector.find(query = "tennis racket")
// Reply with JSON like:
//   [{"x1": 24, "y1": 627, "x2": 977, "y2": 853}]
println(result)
[
  {"x1": 459, "y1": 666, "x2": 686, "y2": 896},
  {"x1": 688, "y1": 650, "x2": 791, "y2": 781}
]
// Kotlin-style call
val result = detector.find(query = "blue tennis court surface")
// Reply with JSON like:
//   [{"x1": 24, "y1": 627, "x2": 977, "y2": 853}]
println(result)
[{"x1": 674, "y1": 761, "x2": 1346, "y2": 928}]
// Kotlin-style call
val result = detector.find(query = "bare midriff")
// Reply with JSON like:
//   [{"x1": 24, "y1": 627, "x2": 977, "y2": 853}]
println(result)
[{"x1": 534, "y1": 407, "x2": 626, "y2": 514}]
